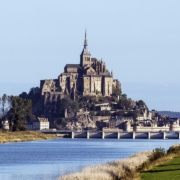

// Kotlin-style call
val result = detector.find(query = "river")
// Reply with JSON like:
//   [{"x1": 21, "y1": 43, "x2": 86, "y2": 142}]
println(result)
[{"x1": 0, "y1": 138, "x2": 179, "y2": 180}]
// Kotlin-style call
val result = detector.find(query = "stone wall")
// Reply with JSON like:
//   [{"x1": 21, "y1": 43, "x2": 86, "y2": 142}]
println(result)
[
  {"x1": 103, "y1": 76, "x2": 113, "y2": 96},
  {"x1": 91, "y1": 116, "x2": 111, "y2": 122}
]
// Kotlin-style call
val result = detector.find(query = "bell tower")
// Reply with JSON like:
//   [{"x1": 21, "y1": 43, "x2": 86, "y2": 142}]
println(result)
[{"x1": 80, "y1": 29, "x2": 91, "y2": 67}]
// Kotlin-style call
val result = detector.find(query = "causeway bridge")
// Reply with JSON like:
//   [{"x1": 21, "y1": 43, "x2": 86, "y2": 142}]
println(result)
[{"x1": 41, "y1": 130, "x2": 180, "y2": 139}]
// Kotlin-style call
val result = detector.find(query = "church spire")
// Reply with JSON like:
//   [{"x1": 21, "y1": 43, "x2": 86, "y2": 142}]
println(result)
[
  {"x1": 80, "y1": 28, "x2": 91, "y2": 66},
  {"x1": 81, "y1": 28, "x2": 90, "y2": 56},
  {"x1": 84, "y1": 28, "x2": 88, "y2": 48}
]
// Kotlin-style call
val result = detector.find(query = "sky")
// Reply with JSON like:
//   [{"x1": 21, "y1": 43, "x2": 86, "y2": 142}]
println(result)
[{"x1": 0, "y1": 0, "x2": 180, "y2": 111}]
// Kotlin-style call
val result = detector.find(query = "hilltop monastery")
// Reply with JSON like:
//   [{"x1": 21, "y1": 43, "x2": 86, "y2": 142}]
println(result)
[{"x1": 40, "y1": 31, "x2": 121, "y2": 104}]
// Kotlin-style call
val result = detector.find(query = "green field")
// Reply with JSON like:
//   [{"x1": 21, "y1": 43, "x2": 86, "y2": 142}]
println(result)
[{"x1": 140, "y1": 156, "x2": 180, "y2": 180}]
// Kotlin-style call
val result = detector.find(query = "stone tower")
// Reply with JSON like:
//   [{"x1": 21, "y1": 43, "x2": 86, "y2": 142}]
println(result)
[{"x1": 80, "y1": 29, "x2": 92, "y2": 67}]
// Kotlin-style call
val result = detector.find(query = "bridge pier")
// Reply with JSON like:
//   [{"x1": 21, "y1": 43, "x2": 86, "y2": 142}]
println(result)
[
  {"x1": 178, "y1": 132, "x2": 180, "y2": 139},
  {"x1": 87, "y1": 131, "x2": 89, "y2": 139},
  {"x1": 132, "y1": 132, "x2": 135, "y2": 139},
  {"x1": 163, "y1": 132, "x2": 166, "y2": 139},
  {"x1": 117, "y1": 132, "x2": 120, "y2": 139},
  {"x1": 71, "y1": 131, "x2": 74, "y2": 139},
  {"x1": 102, "y1": 131, "x2": 105, "y2": 139},
  {"x1": 148, "y1": 132, "x2": 151, "y2": 139}
]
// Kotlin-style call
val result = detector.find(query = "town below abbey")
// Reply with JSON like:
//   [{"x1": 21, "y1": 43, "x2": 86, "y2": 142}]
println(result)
[{"x1": 1, "y1": 31, "x2": 180, "y2": 136}]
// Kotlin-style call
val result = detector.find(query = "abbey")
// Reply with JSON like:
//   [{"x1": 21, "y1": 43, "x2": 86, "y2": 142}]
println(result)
[{"x1": 40, "y1": 31, "x2": 121, "y2": 104}]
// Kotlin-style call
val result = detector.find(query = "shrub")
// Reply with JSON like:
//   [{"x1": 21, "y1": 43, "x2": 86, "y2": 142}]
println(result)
[
  {"x1": 121, "y1": 164, "x2": 135, "y2": 179},
  {"x1": 148, "y1": 147, "x2": 166, "y2": 161},
  {"x1": 71, "y1": 101, "x2": 79, "y2": 111},
  {"x1": 97, "y1": 110, "x2": 111, "y2": 116},
  {"x1": 57, "y1": 118, "x2": 67, "y2": 125},
  {"x1": 167, "y1": 146, "x2": 180, "y2": 154},
  {"x1": 90, "y1": 111, "x2": 95, "y2": 116},
  {"x1": 137, "y1": 161, "x2": 149, "y2": 171},
  {"x1": 19, "y1": 125, "x2": 28, "y2": 131}
]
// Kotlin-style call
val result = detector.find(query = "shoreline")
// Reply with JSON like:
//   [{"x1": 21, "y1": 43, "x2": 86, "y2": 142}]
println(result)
[
  {"x1": 59, "y1": 150, "x2": 152, "y2": 180},
  {"x1": 0, "y1": 131, "x2": 57, "y2": 144},
  {"x1": 59, "y1": 143, "x2": 180, "y2": 180}
]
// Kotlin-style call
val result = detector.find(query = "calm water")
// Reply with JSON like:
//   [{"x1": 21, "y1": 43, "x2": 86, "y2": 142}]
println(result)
[{"x1": 0, "y1": 138, "x2": 180, "y2": 180}]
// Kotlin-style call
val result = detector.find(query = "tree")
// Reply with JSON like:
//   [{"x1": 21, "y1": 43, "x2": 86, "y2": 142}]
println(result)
[
  {"x1": 79, "y1": 102, "x2": 84, "y2": 108},
  {"x1": 98, "y1": 96, "x2": 108, "y2": 103},
  {"x1": 90, "y1": 104, "x2": 96, "y2": 111},
  {"x1": 121, "y1": 94, "x2": 127, "y2": 99},
  {"x1": 112, "y1": 88, "x2": 122, "y2": 97},
  {"x1": 19, "y1": 87, "x2": 41, "y2": 105},
  {"x1": 9, "y1": 96, "x2": 32, "y2": 131},
  {"x1": 56, "y1": 117, "x2": 67, "y2": 125},
  {"x1": 56, "y1": 98, "x2": 71, "y2": 114},
  {"x1": 117, "y1": 98, "x2": 131, "y2": 110},
  {"x1": 0, "y1": 94, "x2": 10, "y2": 116},
  {"x1": 81, "y1": 96, "x2": 96, "y2": 103},
  {"x1": 19, "y1": 92, "x2": 28, "y2": 99},
  {"x1": 136, "y1": 100, "x2": 146, "y2": 106},
  {"x1": 54, "y1": 117, "x2": 68, "y2": 130},
  {"x1": 111, "y1": 96, "x2": 118, "y2": 102},
  {"x1": 97, "y1": 110, "x2": 111, "y2": 116},
  {"x1": 90, "y1": 111, "x2": 95, "y2": 116},
  {"x1": 71, "y1": 101, "x2": 79, "y2": 111}
]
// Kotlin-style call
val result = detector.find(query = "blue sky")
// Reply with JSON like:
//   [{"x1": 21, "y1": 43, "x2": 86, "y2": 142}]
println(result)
[{"x1": 0, "y1": 0, "x2": 180, "y2": 111}]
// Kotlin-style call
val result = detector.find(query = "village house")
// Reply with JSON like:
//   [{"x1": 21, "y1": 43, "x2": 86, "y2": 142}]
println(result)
[
  {"x1": 26, "y1": 117, "x2": 50, "y2": 130},
  {"x1": 109, "y1": 116, "x2": 133, "y2": 129},
  {"x1": 95, "y1": 103, "x2": 111, "y2": 111},
  {"x1": 1, "y1": 119, "x2": 9, "y2": 130}
]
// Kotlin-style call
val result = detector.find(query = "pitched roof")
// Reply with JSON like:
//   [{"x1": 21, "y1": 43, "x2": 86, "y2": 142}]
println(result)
[
  {"x1": 37, "y1": 117, "x2": 49, "y2": 122},
  {"x1": 81, "y1": 48, "x2": 91, "y2": 56},
  {"x1": 83, "y1": 75, "x2": 102, "y2": 77},
  {"x1": 91, "y1": 58, "x2": 98, "y2": 62},
  {"x1": 104, "y1": 75, "x2": 112, "y2": 77},
  {"x1": 92, "y1": 75, "x2": 102, "y2": 77},
  {"x1": 65, "y1": 64, "x2": 82, "y2": 69}
]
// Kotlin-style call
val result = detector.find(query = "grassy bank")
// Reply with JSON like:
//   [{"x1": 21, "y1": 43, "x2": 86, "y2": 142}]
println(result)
[
  {"x1": 139, "y1": 145, "x2": 180, "y2": 180},
  {"x1": 59, "y1": 151, "x2": 152, "y2": 180},
  {"x1": 140, "y1": 156, "x2": 180, "y2": 180},
  {"x1": 0, "y1": 130, "x2": 57, "y2": 143},
  {"x1": 59, "y1": 144, "x2": 180, "y2": 180}
]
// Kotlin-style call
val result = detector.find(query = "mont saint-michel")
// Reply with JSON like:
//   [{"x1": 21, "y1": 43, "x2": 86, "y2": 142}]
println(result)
[
  {"x1": 1, "y1": 1, "x2": 180, "y2": 180},
  {"x1": 40, "y1": 30, "x2": 120, "y2": 102},
  {"x1": 1, "y1": 31, "x2": 180, "y2": 138}
]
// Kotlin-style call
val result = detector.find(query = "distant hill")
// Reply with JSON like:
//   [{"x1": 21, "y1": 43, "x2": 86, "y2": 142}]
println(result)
[{"x1": 157, "y1": 111, "x2": 180, "y2": 118}]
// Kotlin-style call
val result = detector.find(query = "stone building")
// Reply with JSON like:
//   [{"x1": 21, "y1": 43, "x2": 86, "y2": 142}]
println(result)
[
  {"x1": 109, "y1": 116, "x2": 133, "y2": 129},
  {"x1": 40, "y1": 30, "x2": 121, "y2": 107},
  {"x1": 26, "y1": 117, "x2": 50, "y2": 130},
  {"x1": 95, "y1": 103, "x2": 111, "y2": 111},
  {"x1": 1, "y1": 119, "x2": 9, "y2": 130}
]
